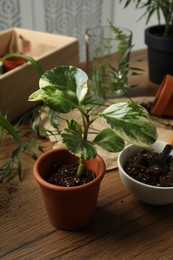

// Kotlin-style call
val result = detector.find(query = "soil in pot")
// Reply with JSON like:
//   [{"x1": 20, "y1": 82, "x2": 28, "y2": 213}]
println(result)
[
  {"x1": 45, "y1": 162, "x2": 96, "y2": 187},
  {"x1": 124, "y1": 149, "x2": 173, "y2": 187}
]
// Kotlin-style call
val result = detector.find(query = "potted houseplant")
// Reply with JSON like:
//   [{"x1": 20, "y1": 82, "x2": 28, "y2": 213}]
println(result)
[
  {"x1": 28, "y1": 65, "x2": 157, "y2": 230},
  {"x1": 0, "y1": 36, "x2": 140, "y2": 184},
  {"x1": 120, "y1": 0, "x2": 173, "y2": 84}
]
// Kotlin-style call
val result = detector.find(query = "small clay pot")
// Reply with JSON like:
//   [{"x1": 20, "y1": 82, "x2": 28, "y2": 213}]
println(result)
[
  {"x1": 151, "y1": 74, "x2": 173, "y2": 117},
  {"x1": 33, "y1": 147, "x2": 105, "y2": 230},
  {"x1": 3, "y1": 57, "x2": 26, "y2": 72}
]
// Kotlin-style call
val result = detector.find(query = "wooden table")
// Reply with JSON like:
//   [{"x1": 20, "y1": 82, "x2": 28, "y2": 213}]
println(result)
[{"x1": 1, "y1": 49, "x2": 173, "y2": 260}]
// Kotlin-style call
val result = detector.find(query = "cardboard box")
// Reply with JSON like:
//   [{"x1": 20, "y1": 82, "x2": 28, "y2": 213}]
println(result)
[{"x1": 0, "y1": 28, "x2": 79, "y2": 121}]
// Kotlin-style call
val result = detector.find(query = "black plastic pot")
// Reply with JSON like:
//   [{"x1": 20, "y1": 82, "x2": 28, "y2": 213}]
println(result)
[{"x1": 145, "y1": 25, "x2": 173, "y2": 84}]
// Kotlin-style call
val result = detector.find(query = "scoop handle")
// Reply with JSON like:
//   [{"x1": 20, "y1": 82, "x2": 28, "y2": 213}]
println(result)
[{"x1": 159, "y1": 133, "x2": 173, "y2": 162}]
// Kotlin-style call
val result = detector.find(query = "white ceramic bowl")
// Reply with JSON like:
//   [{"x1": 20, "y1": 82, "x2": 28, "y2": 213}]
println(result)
[{"x1": 117, "y1": 140, "x2": 173, "y2": 205}]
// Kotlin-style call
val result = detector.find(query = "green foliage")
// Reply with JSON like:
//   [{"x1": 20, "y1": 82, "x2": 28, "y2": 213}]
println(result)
[
  {"x1": 109, "y1": 21, "x2": 130, "y2": 54},
  {"x1": 120, "y1": 0, "x2": 173, "y2": 37},
  {"x1": 29, "y1": 65, "x2": 158, "y2": 177},
  {"x1": 0, "y1": 53, "x2": 44, "y2": 182},
  {"x1": 101, "y1": 102, "x2": 157, "y2": 145},
  {"x1": 0, "y1": 113, "x2": 44, "y2": 182},
  {"x1": 89, "y1": 22, "x2": 143, "y2": 99},
  {"x1": 0, "y1": 114, "x2": 23, "y2": 146},
  {"x1": 0, "y1": 51, "x2": 157, "y2": 180}
]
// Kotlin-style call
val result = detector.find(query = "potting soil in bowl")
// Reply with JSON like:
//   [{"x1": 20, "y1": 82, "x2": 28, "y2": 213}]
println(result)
[{"x1": 124, "y1": 149, "x2": 173, "y2": 187}]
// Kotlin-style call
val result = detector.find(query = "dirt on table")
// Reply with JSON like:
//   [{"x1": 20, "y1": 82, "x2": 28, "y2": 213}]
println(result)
[
  {"x1": 45, "y1": 162, "x2": 96, "y2": 187},
  {"x1": 0, "y1": 179, "x2": 20, "y2": 217},
  {"x1": 124, "y1": 149, "x2": 173, "y2": 187}
]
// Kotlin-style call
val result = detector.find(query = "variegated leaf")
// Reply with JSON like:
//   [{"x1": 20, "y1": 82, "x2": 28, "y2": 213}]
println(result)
[
  {"x1": 94, "y1": 128, "x2": 125, "y2": 152},
  {"x1": 30, "y1": 85, "x2": 78, "y2": 113},
  {"x1": 39, "y1": 66, "x2": 88, "y2": 102},
  {"x1": 101, "y1": 102, "x2": 157, "y2": 146},
  {"x1": 61, "y1": 128, "x2": 97, "y2": 159},
  {"x1": 28, "y1": 89, "x2": 43, "y2": 101}
]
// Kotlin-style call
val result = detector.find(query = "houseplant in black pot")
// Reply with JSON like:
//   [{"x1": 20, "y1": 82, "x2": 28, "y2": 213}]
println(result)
[
  {"x1": 28, "y1": 65, "x2": 157, "y2": 230},
  {"x1": 120, "y1": 0, "x2": 173, "y2": 84}
]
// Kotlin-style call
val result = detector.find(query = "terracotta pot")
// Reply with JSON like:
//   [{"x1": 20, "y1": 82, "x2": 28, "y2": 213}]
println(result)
[
  {"x1": 33, "y1": 147, "x2": 106, "y2": 230},
  {"x1": 151, "y1": 74, "x2": 173, "y2": 117},
  {"x1": 3, "y1": 57, "x2": 26, "y2": 72}
]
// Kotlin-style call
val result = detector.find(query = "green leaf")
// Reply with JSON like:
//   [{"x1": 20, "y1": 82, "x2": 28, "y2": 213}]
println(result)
[
  {"x1": 27, "y1": 144, "x2": 38, "y2": 161},
  {"x1": 0, "y1": 114, "x2": 23, "y2": 146},
  {"x1": 39, "y1": 66, "x2": 88, "y2": 102},
  {"x1": 94, "y1": 128, "x2": 125, "y2": 152},
  {"x1": 61, "y1": 128, "x2": 97, "y2": 159},
  {"x1": 101, "y1": 102, "x2": 157, "y2": 146},
  {"x1": 28, "y1": 89, "x2": 43, "y2": 101},
  {"x1": 30, "y1": 85, "x2": 78, "y2": 113},
  {"x1": 12, "y1": 146, "x2": 21, "y2": 157},
  {"x1": 48, "y1": 109, "x2": 59, "y2": 129},
  {"x1": 0, "y1": 125, "x2": 3, "y2": 141},
  {"x1": 30, "y1": 139, "x2": 45, "y2": 153},
  {"x1": 32, "y1": 112, "x2": 41, "y2": 136},
  {"x1": 66, "y1": 119, "x2": 82, "y2": 134},
  {"x1": 34, "y1": 144, "x2": 44, "y2": 153},
  {"x1": 76, "y1": 82, "x2": 88, "y2": 103}
]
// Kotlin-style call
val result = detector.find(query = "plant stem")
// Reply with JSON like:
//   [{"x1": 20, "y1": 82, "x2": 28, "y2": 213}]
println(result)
[{"x1": 77, "y1": 158, "x2": 84, "y2": 178}]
